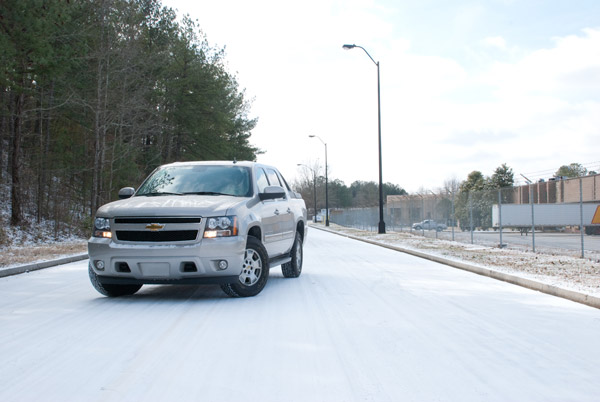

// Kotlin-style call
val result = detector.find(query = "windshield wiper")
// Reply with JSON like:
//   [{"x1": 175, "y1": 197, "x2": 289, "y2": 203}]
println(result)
[
  {"x1": 182, "y1": 191, "x2": 231, "y2": 196},
  {"x1": 138, "y1": 192, "x2": 183, "y2": 197}
]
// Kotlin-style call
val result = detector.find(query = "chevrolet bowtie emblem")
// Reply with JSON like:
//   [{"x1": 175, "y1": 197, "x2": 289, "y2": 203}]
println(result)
[{"x1": 146, "y1": 223, "x2": 165, "y2": 231}]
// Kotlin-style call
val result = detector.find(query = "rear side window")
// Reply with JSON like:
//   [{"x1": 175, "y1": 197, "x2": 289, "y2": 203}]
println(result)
[
  {"x1": 278, "y1": 172, "x2": 292, "y2": 192},
  {"x1": 266, "y1": 169, "x2": 282, "y2": 187}
]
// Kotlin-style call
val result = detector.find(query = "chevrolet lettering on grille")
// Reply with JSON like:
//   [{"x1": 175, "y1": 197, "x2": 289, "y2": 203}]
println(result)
[{"x1": 145, "y1": 223, "x2": 165, "y2": 231}]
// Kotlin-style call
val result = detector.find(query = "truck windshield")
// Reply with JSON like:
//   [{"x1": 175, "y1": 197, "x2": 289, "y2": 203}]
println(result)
[{"x1": 136, "y1": 165, "x2": 252, "y2": 197}]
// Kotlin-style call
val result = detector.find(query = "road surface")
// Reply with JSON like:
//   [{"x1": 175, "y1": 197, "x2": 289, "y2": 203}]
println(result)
[{"x1": 1, "y1": 229, "x2": 599, "y2": 401}]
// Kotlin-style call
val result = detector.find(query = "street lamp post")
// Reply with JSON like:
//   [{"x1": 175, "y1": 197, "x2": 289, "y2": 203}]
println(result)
[
  {"x1": 309, "y1": 135, "x2": 329, "y2": 226},
  {"x1": 297, "y1": 164, "x2": 318, "y2": 222},
  {"x1": 343, "y1": 43, "x2": 385, "y2": 234}
]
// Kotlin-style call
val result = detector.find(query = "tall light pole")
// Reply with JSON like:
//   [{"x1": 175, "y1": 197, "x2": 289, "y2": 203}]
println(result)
[
  {"x1": 309, "y1": 135, "x2": 329, "y2": 226},
  {"x1": 297, "y1": 164, "x2": 318, "y2": 222},
  {"x1": 343, "y1": 43, "x2": 385, "y2": 234}
]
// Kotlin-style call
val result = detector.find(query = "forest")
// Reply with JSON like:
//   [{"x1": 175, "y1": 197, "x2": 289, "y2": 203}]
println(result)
[{"x1": 0, "y1": 0, "x2": 259, "y2": 237}]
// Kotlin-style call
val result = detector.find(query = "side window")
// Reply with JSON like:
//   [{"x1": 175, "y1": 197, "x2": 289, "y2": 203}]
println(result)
[
  {"x1": 256, "y1": 168, "x2": 269, "y2": 193},
  {"x1": 278, "y1": 172, "x2": 292, "y2": 192},
  {"x1": 266, "y1": 169, "x2": 282, "y2": 187}
]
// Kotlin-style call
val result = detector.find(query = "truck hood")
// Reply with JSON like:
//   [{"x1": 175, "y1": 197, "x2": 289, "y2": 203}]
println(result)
[{"x1": 96, "y1": 195, "x2": 248, "y2": 218}]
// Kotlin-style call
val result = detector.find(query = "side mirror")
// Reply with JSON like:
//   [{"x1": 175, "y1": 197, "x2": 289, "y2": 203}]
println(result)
[
  {"x1": 259, "y1": 185, "x2": 286, "y2": 201},
  {"x1": 118, "y1": 187, "x2": 135, "y2": 199}
]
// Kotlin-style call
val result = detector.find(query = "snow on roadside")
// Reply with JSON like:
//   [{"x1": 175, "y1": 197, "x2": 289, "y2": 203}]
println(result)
[
  {"x1": 0, "y1": 241, "x2": 87, "y2": 269},
  {"x1": 0, "y1": 182, "x2": 88, "y2": 268},
  {"x1": 321, "y1": 224, "x2": 600, "y2": 298}
]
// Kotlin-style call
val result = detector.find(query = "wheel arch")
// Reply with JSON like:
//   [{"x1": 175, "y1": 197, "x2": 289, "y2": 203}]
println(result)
[
  {"x1": 296, "y1": 220, "x2": 306, "y2": 242},
  {"x1": 247, "y1": 224, "x2": 262, "y2": 241}
]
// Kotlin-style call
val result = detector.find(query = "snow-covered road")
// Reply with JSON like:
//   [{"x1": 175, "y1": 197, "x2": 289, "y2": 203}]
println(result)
[{"x1": 1, "y1": 229, "x2": 599, "y2": 401}]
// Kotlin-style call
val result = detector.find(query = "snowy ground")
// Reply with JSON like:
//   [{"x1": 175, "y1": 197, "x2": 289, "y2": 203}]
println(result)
[
  {"x1": 2, "y1": 222, "x2": 599, "y2": 303},
  {"x1": 0, "y1": 241, "x2": 87, "y2": 268},
  {"x1": 0, "y1": 181, "x2": 87, "y2": 269},
  {"x1": 1, "y1": 228, "x2": 599, "y2": 402},
  {"x1": 321, "y1": 223, "x2": 600, "y2": 299}
]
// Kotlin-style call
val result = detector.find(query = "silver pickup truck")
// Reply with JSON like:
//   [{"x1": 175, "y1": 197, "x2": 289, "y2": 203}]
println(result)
[{"x1": 88, "y1": 161, "x2": 307, "y2": 297}]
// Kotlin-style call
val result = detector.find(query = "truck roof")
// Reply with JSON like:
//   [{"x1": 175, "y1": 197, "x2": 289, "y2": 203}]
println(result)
[{"x1": 161, "y1": 161, "x2": 275, "y2": 170}]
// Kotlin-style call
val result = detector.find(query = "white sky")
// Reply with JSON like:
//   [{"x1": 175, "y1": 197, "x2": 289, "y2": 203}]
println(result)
[{"x1": 162, "y1": 0, "x2": 600, "y2": 192}]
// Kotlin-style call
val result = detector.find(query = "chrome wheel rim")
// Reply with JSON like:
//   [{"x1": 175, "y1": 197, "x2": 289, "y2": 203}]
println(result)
[{"x1": 239, "y1": 248, "x2": 262, "y2": 286}]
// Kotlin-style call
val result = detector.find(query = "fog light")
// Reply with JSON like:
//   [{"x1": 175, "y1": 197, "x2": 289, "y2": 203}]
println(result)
[
  {"x1": 95, "y1": 260, "x2": 105, "y2": 270},
  {"x1": 218, "y1": 260, "x2": 228, "y2": 270}
]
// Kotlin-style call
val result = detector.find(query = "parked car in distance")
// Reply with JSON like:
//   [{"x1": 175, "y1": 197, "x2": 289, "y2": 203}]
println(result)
[
  {"x1": 412, "y1": 220, "x2": 447, "y2": 232},
  {"x1": 88, "y1": 161, "x2": 307, "y2": 298}
]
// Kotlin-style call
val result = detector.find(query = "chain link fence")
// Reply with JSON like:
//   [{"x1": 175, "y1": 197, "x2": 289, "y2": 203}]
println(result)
[{"x1": 329, "y1": 175, "x2": 600, "y2": 260}]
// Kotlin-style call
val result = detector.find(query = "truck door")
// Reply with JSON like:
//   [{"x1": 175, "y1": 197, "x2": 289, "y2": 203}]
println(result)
[
  {"x1": 267, "y1": 168, "x2": 296, "y2": 251},
  {"x1": 255, "y1": 167, "x2": 281, "y2": 255},
  {"x1": 260, "y1": 168, "x2": 294, "y2": 256}
]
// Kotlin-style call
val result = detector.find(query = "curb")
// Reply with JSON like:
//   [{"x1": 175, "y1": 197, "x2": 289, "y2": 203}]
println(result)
[
  {"x1": 0, "y1": 253, "x2": 89, "y2": 278},
  {"x1": 312, "y1": 225, "x2": 600, "y2": 310}
]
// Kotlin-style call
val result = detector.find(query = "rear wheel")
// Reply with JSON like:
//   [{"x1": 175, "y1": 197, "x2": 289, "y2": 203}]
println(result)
[
  {"x1": 221, "y1": 236, "x2": 269, "y2": 297},
  {"x1": 281, "y1": 232, "x2": 303, "y2": 278},
  {"x1": 88, "y1": 264, "x2": 142, "y2": 297}
]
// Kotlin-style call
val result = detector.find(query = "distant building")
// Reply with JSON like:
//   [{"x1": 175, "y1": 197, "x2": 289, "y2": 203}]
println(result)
[
  {"x1": 386, "y1": 173, "x2": 600, "y2": 227},
  {"x1": 507, "y1": 174, "x2": 600, "y2": 204}
]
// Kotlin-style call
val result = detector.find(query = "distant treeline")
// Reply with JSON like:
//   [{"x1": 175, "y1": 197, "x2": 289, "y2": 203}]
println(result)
[
  {"x1": 0, "y1": 0, "x2": 258, "y2": 230},
  {"x1": 294, "y1": 176, "x2": 408, "y2": 213}
]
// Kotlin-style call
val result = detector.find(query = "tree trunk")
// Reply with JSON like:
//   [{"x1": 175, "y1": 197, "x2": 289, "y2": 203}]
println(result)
[
  {"x1": 92, "y1": 62, "x2": 103, "y2": 215},
  {"x1": 0, "y1": 89, "x2": 8, "y2": 184},
  {"x1": 91, "y1": 0, "x2": 111, "y2": 215},
  {"x1": 10, "y1": 90, "x2": 25, "y2": 226},
  {"x1": 44, "y1": 81, "x2": 54, "y2": 219},
  {"x1": 36, "y1": 85, "x2": 46, "y2": 223}
]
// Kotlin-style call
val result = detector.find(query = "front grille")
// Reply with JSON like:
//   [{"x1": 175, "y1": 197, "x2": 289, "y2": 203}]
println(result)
[
  {"x1": 113, "y1": 216, "x2": 202, "y2": 243},
  {"x1": 116, "y1": 230, "x2": 198, "y2": 242},
  {"x1": 115, "y1": 217, "x2": 201, "y2": 224}
]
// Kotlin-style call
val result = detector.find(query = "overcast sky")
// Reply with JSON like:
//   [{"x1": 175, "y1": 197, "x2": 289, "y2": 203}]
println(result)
[{"x1": 162, "y1": 0, "x2": 600, "y2": 192}]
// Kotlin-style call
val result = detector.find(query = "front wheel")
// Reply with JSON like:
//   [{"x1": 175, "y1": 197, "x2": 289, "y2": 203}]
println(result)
[
  {"x1": 220, "y1": 236, "x2": 269, "y2": 297},
  {"x1": 88, "y1": 264, "x2": 142, "y2": 297},
  {"x1": 282, "y1": 232, "x2": 303, "y2": 278}
]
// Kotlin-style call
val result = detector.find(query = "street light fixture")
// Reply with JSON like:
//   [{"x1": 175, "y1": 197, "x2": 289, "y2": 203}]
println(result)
[
  {"x1": 343, "y1": 43, "x2": 385, "y2": 234},
  {"x1": 297, "y1": 164, "x2": 318, "y2": 223},
  {"x1": 309, "y1": 135, "x2": 329, "y2": 226}
]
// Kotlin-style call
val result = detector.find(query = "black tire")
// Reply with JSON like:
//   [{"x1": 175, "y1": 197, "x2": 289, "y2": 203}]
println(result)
[
  {"x1": 281, "y1": 232, "x2": 303, "y2": 278},
  {"x1": 220, "y1": 236, "x2": 269, "y2": 297},
  {"x1": 88, "y1": 263, "x2": 142, "y2": 297},
  {"x1": 414, "y1": 226, "x2": 421, "y2": 231}
]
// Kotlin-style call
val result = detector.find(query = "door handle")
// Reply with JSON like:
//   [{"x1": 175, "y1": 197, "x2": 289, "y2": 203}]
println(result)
[
  {"x1": 274, "y1": 209, "x2": 280, "y2": 215},
  {"x1": 286, "y1": 208, "x2": 292, "y2": 214}
]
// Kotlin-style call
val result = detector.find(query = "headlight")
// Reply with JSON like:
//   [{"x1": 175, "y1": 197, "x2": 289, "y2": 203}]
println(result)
[
  {"x1": 95, "y1": 217, "x2": 110, "y2": 230},
  {"x1": 93, "y1": 217, "x2": 112, "y2": 238},
  {"x1": 203, "y1": 216, "x2": 238, "y2": 238}
]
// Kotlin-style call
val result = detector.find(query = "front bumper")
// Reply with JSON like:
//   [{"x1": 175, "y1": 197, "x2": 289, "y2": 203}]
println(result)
[{"x1": 88, "y1": 235, "x2": 246, "y2": 283}]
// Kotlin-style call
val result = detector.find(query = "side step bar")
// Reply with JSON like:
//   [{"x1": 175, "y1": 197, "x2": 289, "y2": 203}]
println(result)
[{"x1": 269, "y1": 255, "x2": 291, "y2": 268}]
